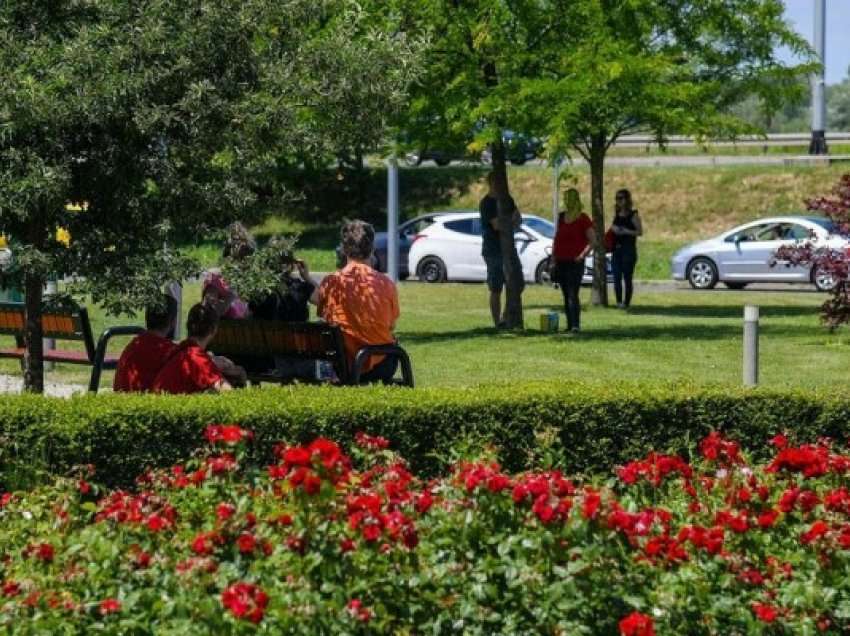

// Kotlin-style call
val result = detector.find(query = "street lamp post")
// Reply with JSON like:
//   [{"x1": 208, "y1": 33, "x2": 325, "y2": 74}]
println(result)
[{"x1": 810, "y1": 0, "x2": 828, "y2": 155}]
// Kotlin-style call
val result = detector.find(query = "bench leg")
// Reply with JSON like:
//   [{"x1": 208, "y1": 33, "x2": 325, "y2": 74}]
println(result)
[{"x1": 89, "y1": 364, "x2": 103, "y2": 393}]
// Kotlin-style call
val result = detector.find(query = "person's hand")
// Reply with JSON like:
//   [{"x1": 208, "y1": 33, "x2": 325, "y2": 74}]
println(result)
[{"x1": 295, "y1": 259, "x2": 310, "y2": 280}]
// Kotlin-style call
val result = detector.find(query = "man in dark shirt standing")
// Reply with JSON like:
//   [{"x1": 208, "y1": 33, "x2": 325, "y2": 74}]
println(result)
[{"x1": 480, "y1": 172, "x2": 522, "y2": 328}]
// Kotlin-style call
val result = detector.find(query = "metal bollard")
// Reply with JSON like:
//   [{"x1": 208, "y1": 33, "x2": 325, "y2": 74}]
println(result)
[{"x1": 743, "y1": 305, "x2": 759, "y2": 387}]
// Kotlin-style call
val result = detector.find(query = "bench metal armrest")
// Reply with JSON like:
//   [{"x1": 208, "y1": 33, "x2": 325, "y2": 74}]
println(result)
[
  {"x1": 351, "y1": 344, "x2": 414, "y2": 388},
  {"x1": 89, "y1": 325, "x2": 146, "y2": 393}
]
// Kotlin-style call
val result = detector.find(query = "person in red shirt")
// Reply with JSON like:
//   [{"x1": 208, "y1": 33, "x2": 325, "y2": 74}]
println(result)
[
  {"x1": 552, "y1": 188, "x2": 595, "y2": 334},
  {"x1": 113, "y1": 295, "x2": 178, "y2": 392},
  {"x1": 152, "y1": 303, "x2": 235, "y2": 394}
]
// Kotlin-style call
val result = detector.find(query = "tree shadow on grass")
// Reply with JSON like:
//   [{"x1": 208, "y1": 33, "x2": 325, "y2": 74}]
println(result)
[
  {"x1": 399, "y1": 322, "x2": 811, "y2": 345},
  {"x1": 524, "y1": 302, "x2": 819, "y2": 320}
]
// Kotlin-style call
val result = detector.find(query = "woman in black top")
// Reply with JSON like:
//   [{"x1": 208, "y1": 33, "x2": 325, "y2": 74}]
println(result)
[{"x1": 609, "y1": 189, "x2": 643, "y2": 309}]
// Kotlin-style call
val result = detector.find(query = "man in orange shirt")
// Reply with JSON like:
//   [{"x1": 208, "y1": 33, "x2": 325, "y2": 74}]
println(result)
[
  {"x1": 313, "y1": 220, "x2": 400, "y2": 384},
  {"x1": 113, "y1": 295, "x2": 178, "y2": 392}
]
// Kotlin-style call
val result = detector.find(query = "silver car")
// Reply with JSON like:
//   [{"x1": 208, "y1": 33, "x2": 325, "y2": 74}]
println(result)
[{"x1": 671, "y1": 216, "x2": 844, "y2": 291}]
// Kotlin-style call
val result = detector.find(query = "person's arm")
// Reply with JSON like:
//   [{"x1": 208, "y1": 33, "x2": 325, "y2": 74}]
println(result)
[
  {"x1": 296, "y1": 260, "x2": 321, "y2": 305},
  {"x1": 632, "y1": 213, "x2": 643, "y2": 237},
  {"x1": 578, "y1": 227, "x2": 596, "y2": 261}
]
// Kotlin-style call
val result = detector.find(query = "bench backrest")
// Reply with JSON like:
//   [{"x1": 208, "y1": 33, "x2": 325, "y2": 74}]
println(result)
[
  {"x1": 209, "y1": 320, "x2": 350, "y2": 379},
  {"x1": 0, "y1": 302, "x2": 96, "y2": 361}
]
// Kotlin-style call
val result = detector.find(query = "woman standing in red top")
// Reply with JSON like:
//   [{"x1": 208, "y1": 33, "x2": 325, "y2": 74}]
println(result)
[{"x1": 552, "y1": 188, "x2": 595, "y2": 333}]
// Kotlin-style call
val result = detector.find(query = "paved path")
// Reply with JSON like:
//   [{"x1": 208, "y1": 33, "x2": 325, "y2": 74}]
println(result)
[{"x1": 0, "y1": 374, "x2": 85, "y2": 397}]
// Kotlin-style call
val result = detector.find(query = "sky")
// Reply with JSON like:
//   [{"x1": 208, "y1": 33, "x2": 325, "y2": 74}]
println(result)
[{"x1": 781, "y1": 0, "x2": 850, "y2": 84}]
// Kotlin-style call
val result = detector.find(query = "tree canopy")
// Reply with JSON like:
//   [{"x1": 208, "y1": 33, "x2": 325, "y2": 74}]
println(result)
[{"x1": 0, "y1": 0, "x2": 418, "y2": 390}]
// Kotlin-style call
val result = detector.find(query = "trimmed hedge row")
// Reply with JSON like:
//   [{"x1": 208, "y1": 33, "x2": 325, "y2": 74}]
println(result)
[{"x1": 1, "y1": 383, "x2": 847, "y2": 488}]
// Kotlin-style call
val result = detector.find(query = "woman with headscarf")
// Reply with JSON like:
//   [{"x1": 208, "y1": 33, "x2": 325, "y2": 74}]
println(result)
[{"x1": 551, "y1": 188, "x2": 595, "y2": 334}]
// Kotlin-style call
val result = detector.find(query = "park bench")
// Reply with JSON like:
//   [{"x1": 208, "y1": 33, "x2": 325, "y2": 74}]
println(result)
[
  {"x1": 0, "y1": 302, "x2": 143, "y2": 393},
  {"x1": 209, "y1": 319, "x2": 414, "y2": 387}
]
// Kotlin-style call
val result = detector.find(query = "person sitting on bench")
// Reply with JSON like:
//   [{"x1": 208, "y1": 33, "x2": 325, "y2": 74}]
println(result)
[
  {"x1": 113, "y1": 294, "x2": 179, "y2": 392},
  {"x1": 314, "y1": 220, "x2": 400, "y2": 384},
  {"x1": 152, "y1": 303, "x2": 245, "y2": 394}
]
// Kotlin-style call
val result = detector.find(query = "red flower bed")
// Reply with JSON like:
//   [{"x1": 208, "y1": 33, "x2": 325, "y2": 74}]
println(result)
[{"x1": 1, "y1": 426, "x2": 850, "y2": 633}]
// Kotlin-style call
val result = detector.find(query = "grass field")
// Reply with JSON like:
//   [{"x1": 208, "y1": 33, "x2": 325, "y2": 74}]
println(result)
[
  {"x1": 3, "y1": 282, "x2": 846, "y2": 391},
  {"x1": 181, "y1": 163, "x2": 849, "y2": 280}
]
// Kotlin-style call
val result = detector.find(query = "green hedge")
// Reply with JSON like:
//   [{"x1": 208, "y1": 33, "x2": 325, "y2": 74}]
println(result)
[{"x1": 1, "y1": 383, "x2": 847, "y2": 488}]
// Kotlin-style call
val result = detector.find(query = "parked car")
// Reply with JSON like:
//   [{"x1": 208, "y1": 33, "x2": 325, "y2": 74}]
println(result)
[
  {"x1": 479, "y1": 131, "x2": 544, "y2": 166},
  {"x1": 408, "y1": 211, "x2": 555, "y2": 284},
  {"x1": 404, "y1": 131, "x2": 543, "y2": 167},
  {"x1": 671, "y1": 216, "x2": 844, "y2": 291},
  {"x1": 335, "y1": 213, "x2": 450, "y2": 278}
]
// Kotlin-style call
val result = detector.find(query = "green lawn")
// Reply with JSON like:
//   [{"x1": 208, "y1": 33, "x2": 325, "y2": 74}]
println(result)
[{"x1": 3, "y1": 282, "x2": 846, "y2": 391}]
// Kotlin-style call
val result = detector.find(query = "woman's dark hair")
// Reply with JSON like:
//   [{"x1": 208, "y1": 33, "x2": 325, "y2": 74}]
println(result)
[
  {"x1": 145, "y1": 294, "x2": 178, "y2": 332},
  {"x1": 186, "y1": 302, "x2": 219, "y2": 339},
  {"x1": 222, "y1": 222, "x2": 257, "y2": 260},
  {"x1": 615, "y1": 189, "x2": 633, "y2": 214},
  {"x1": 340, "y1": 220, "x2": 375, "y2": 261}
]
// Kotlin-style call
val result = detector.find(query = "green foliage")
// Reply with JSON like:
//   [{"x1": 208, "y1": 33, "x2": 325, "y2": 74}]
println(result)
[
  {"x1": 3, "y1": 430, "x2": 850, "y2": 633},
  {"x1": 0, "y1": 0, "x2": 417, "y2": 302},
  {"x1": 221, "y1": 235, "x2": 299, "y2": 305},
  {"x1": 2, "y1": 383, "x2": 849, "y2": 489}
]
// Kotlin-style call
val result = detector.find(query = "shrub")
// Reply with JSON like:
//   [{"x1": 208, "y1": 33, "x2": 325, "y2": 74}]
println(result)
[
  {"x1": 1, "y1": 427, "x2": 850, "y2": 633},
  {"x1": 2, "y1": 383, "x2": 849, "y2": 488}
]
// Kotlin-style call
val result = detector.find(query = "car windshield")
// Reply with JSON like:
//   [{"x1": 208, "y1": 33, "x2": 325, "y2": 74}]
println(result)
[
  {"x1": 522, "y1": 217, "x2": 555, "y2": 239},
  {"x1": 806, "y1": 217, "x2": 836, "y2": 234}
]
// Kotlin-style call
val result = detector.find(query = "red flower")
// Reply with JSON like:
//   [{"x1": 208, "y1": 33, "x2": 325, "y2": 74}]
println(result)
[
  {"x1": 757, "y1": 509, "x2": 779, "y2": 528},
  {"x1": 236, "y1": 533, "x2": 257, "y2": 554},
  {"x1": 145, "y1": 513, "x2": 169, "y2": 533},
  {"x1": 2, "y1": 581, "x2": 20, "y2": 597},
  {"x1": 770, "y1": 434, "x2": 788, "y2": 449},
  {"x1": 581, "y1": 490, "x2": 601, "y2": 520},
  {"x1": 347, "y1": 598, "x2": 373, "y2": 623},
  {"x1": 216, "y1": 502, "x2": 236, "y2": 521},
  {"x1": 340, "y1": 538, "x2": 356, "y2": 553},
  {"x1": 752, "y1": 602, "x2": 778, "y2": 623},
  {"x1": 354, "y1": 431, "x2": 390, "y2": 450},
  {"x1": 221, "y1": 582, "x2": 269, "y2": 623},
  {"x1": 78, "y1": 480, "x2": 91, "y2": 495},
  {"x1": 205, "y1": 424, "x2": 253, "y2": 445},
  {"x1": 619, "y1": 611, "x2": 656, "y2": 636},
  {"x1": 28, "y1": 543, "x2": 54, "y2": 562},
  {"x1": 801, "y1": 520, "x2": 829, "y2": 545},
  {"x1": 0, "y1": 492, "x2": 14, "y2": 508},
  {"x1": 99, "y1": 598, "x2": 122, "y2": 615},
  {"x1": 282, "y1": 447, "x2": 311, "y2": 466},
  {"x1": 191, "y1": 532, "x2": 220, "y2": 556}
]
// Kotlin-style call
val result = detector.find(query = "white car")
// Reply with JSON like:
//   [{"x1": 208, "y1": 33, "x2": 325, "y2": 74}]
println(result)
[
  {"x1": 671, "y1": 216, "x2": 846, "y2": 291},
  {"x1": 408, "y1": 211, "x2": 556, "y2": 284}
]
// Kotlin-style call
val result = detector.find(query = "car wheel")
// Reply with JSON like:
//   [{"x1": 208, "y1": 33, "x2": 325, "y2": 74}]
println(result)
[
  {"x1": 724, "y1": 282, "x2": 747, "y2": 290},
  {"x1": 403, "y1": 152, "x2": 422, "y2": 167},
  {"x1": 535, "y1": 258, "x2": 552, "y2": 284},
  {"x1": 687, "y1": 257, "x2": 718, "y2": 290},
  {"x1": 509, "y1": 156, "x2": 527, "y2": 166},
  {"x1": 434, "y1": 157, "x2": 451, "y2": 167},
  {"x1": 480, "y1": 150, "x2": 492, "y2": 165},
  {"x1": 812, "y1": 266, "x2": 837, "y2": 292},
  {"x1": 416, "y1": 256, "x2": 447, "y2": 283}
]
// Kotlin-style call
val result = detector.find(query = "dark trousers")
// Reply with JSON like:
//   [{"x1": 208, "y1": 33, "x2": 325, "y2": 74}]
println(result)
[
  {"x1": 360, "y1": 354, "x2": 399, "y2": 385},
  {"x1": 555, "y1": 260, "x2": 584, "y2": 330},
  {"x1": 612, "y1": 246, "x2": 638, "y2": 307}
]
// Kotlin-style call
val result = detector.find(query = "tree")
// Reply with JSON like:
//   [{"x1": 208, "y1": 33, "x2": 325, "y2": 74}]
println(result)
[
  {"x1": 775, "y1": 174, "x2": 850, "y2": 329},
  {"x1": 372, "y1": 0, "x2": 578, "y2": 329},
  {"x1": 0, "y1": 0, "x2": 417, "y2": 392},
  {"x1": 526, "y1": 0, "x2": 814, "y2": 304}
]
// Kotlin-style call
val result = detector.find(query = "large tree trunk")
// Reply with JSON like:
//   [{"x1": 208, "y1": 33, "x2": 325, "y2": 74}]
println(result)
[
  {"x1": 589, "y1": 133, "x2": 609, "y2": 306},
  {"x1": 23, "y1": 269, "x2": 45, "y2": 393},
  {"x1": 491, "y1": 139, "x2": 524, "y2": 329}
]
